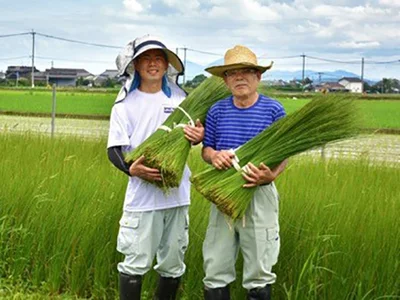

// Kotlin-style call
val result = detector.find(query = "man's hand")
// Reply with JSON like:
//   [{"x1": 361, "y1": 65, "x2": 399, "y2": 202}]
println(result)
[
  {"x1": 210, "y1": 150, "x2": 235, "y2": 170},
  {"x1": 183, "y1": 119, "x2": 204, "y2": 145},
  {"x1": 129, "y1": 155, "x2": 162, "y2": 182},
  {"x1": 242, "y1": 162, "x2": 276, "y2": 188}
]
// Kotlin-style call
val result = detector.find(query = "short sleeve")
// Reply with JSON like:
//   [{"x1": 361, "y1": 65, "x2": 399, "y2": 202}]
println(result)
[
  {"x1": 273, "y1": 101, "x2": 286, "y2": 123},
  {"x1": 107, "y1": 104, "x2": 131, "y2": 148},
  {"x1": 203, "y1": 106, "x2": 217, "y2": 149}
]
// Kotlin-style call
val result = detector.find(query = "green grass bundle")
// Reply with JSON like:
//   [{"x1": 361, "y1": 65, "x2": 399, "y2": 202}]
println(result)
[
  {"x1": 125, "y1": 76, "x2": 231, "y2": 190},
  {"x1": 191, "y1": 96, "x2": 361, "y2": 219}
]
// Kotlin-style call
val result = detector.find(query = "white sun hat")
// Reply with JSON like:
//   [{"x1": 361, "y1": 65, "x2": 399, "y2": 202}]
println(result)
[{"x1": 116, "y1": 34, "x2": 184, "y2": 77}]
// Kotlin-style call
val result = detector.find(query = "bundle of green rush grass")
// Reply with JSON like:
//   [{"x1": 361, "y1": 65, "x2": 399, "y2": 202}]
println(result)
[
  {"x1": 125, "y1": 76, "x2": 231, "y2": 190},
  {"x1": 191, "y1": 95, "x2": 360, "y2": 220}
]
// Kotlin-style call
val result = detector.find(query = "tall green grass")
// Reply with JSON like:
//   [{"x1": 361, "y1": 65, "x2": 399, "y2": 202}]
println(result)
[{"x1": 0, "y1": 133, "x2": 399, "y2": 299}]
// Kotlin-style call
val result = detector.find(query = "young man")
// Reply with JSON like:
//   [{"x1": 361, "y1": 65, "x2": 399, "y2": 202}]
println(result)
[
  {"x1": 201, "y1": 45, "x2": 288, "y2": 300},
  {"x1": 107, "y1": 34, "x2": 203, "y2": 300}
]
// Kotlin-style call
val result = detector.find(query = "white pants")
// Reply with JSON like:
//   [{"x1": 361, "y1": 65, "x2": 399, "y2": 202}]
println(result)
[
  {"x1": 203, "y1": 183, "x2": 280, "y2": 290},
  {"x1": 117, "y1": 206, "x2": 189, "y2": 278}
]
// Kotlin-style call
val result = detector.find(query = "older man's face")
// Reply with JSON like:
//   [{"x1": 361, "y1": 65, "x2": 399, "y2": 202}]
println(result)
[
  {"x1": 134, "y1": 49, "x2": 168, "y2": 84},
  {"x1": 223, "y1": 68, "x2": 261, "y2": 98}
]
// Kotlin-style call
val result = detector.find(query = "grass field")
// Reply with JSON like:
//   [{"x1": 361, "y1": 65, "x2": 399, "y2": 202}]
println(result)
[
  {"x1": 1, "y1": 90, "x2": 400, "y2": 129},
  {"x1": 0, "y1": 133, "x2": 399, "y2": 299},
  {"x1": 0, "y1": 90, "x2": 115, "y2": 115}
]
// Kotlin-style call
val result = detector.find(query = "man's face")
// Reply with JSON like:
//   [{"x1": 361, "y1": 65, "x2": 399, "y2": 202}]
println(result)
[
  {"x1": 134, "y1": 49, "x2": 168, "y2": 83},
  {"x1": 223, "y1": 68, "x2": 261, "y2": 98}
]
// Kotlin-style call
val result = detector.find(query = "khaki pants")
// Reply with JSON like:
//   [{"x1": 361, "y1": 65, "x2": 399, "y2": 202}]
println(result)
[
  {"x1": 203, "y1": 183, "x2": 280, "y2": 290},
  {"x1": 117, "y1": 206, "x2": 189, "y2": 278}
]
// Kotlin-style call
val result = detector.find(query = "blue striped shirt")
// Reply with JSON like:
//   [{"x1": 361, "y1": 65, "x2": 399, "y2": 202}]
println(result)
[{"x1": 203, "y1": 94, "x2": 286, "y2": 150}]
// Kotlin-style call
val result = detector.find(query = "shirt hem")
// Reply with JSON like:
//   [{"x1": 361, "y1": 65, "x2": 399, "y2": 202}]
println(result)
[{"x1": 123, "y1": 201, "x2": 190, "y2": 212}]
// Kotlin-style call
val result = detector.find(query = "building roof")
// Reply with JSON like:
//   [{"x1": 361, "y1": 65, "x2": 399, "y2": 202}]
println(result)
[
  {"x1": 321, "y1": 82, "x2": 346, "y2": 89},
  {"x1": 339, "y1": 77, "x2": 362, "y2": 83},
  {"x1": 33, "y1": 71, "x2": 47, "y2": 81},
  {"x1": 99, "y1": 69, "x2": 119, "y2": 78},
  {"x1": 45, "y1": 68, "x2": 92, "y2": 77},
  {"x1": 6, "y1": 66, "x2": 39, "y2": 75}
]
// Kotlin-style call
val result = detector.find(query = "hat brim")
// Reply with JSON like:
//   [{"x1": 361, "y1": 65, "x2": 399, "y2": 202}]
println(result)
[
  {"x1": 205, "y1": 62, "x2": 273, "y2": 77},
  {"x1": 132, "y1": 45, "x2": 184, "y2": 74}
]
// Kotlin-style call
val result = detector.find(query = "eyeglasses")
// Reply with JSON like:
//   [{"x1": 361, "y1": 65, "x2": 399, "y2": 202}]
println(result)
[{"x1": 224, "y1": 68, "x2": 258, "y2": 78}]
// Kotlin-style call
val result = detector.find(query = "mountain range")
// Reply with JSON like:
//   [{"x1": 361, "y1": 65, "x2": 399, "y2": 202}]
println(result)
[{"x1": 182, "y1": 59, "x2": 376, "y2": 85}]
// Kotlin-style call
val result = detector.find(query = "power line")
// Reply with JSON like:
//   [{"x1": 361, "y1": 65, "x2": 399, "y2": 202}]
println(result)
[
  {"x1": 184, "y1": 48, "x2": 223, "y2": 57},
  {"x1": 35, "y1": 56, "x2": 111, "y2": 64},
  {"x1": 307, "y1": 55, "x2": 360, "y2": 64},
  {"x1": 36, "y1": 32, "x2": 121, "y2": 49},
  {"x1": 0, "y1": 32, "x2": 31, "y2": 38},
  {"x1": 260, "y1": 55, "x2": 301, "y2": 59},
  {"x1": 366, "y1": 60, "x2": 400, "y2": 64},
  {"x1": 0, "y1": 56, "x2": 30, "y2": 61}
]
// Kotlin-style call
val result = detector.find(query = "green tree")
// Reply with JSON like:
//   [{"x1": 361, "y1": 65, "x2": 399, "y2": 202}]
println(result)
[
  {"x1": 185, "y1": 74, "x2": 207, "y2": 88},
  {"x1": 101, "y1": 77, "x2": 117, "y2": 88}
]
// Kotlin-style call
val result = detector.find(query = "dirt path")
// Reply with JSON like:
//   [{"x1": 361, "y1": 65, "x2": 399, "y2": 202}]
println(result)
[{"x1": 1, "y1": 115, "x2": 399, "y2": 164}]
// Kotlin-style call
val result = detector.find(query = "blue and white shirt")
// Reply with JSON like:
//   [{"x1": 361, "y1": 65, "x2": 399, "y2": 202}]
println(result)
[{"x1": 203, "y1": 94, "x2": 286, "y2": 151}]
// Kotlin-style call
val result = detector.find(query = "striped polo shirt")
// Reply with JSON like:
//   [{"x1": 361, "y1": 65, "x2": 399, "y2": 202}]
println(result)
[{"x1": 203, "y1": 94, "x2": 286, "y2": 151}]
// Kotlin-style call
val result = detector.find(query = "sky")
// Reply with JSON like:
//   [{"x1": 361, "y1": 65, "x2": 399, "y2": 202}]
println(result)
[{"x1": 0, "y1": 0, "x2": 399, "y2": 81}]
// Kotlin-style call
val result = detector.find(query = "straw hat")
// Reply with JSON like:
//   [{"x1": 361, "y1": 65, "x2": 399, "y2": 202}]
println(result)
[
  {"x1": 116, "y1": 34, "x2": 184, "y2": 77},
  {"x1": 205, "y1": 45, "x2": 273, "y2": 77}
]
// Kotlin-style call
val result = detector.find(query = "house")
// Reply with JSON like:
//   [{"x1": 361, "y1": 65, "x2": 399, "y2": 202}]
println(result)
[
  {"x1": 262, "y1": 79, "x2": 288, "y2": 86},
  {"x1": 33, "y1": 71, "x2": 47, "y2": 82},
  {"x1": 93, "y1": 69, "x2": 119, "y2": 86},
  {"x1": 315, "y1": 82, "x2": 349, "y2": 93},
  {"x1": 6, "y1": 66, "x2": 39, "y2": 79},
  {"x1": 338, "y1": 77, "x2": 363, "y2": 93},
  {"x1": 44, "y1": 68, "x2": 93, "y2": 86}
]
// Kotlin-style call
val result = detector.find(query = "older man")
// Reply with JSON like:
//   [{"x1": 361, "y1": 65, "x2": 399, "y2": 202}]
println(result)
[
  {"x1": 107, "y1": 34, "x2": 203, "y2": 300},
  {"x1": 201, "y1": 45, "x2": 287, "y2": 300}
]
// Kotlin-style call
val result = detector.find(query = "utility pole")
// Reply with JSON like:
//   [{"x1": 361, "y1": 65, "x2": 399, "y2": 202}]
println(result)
[
  {"x1": 360, "y1": 57, "x2": 364, "y2": 93},
  {"x1": 317, "y1": 72, "x2": 324, "y2": 83},
  {"x1": 183, "y1": 47, "x2": 187, "y2": 85},
  {"x1": 31, "y1": 29, "x2": 36, "y2": 88},
  {"x1": 301, "y1": 54, "x2": 306, "y2": 86}
]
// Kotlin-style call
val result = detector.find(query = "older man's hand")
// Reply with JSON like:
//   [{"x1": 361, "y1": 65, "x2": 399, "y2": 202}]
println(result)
[
  {"x1": 242, "y1": 162, "x2": 276, "y2": 188},
  {"x1": 183, "y1": 119, "x2": 204, "y2": 145},
  {"x1": 210, "y1": 150, "x2": 235, "y2": 170}
]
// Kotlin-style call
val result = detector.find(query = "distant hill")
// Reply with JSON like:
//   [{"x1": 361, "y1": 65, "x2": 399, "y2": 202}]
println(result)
[
  {"x1": 263, "y1": 69, "x2": 378, "y2": 85},
  {"x1": 264, "y1": 69, "x2": 356, "y2": 82},
  {"x1": 183, "y1": 59, "x2": 377, "y2": 85}
]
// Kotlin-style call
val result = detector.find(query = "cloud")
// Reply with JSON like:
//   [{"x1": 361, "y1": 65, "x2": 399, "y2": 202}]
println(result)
[
  {"x1": 379, "y1": 0, "x2": 400, "y2": 7},
  {"x1": 123, "y1": 0, "x2": 148, "y2": 13},
  {"x1": 162, "y1": 0, "x2": 200, "y2": 11},
  {"x1": 207, "y1": 0, "x2": 281, "y2": 21},
  {"x1": 334, "y1": 41, "x2": 381, "y2": 49},
  {"x1": 1, "y1": 0, "x2": 399, "y2": 79}
]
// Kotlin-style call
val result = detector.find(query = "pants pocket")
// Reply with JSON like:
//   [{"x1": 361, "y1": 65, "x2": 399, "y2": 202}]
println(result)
[
  {"x1": 178, "y1": 213, "x2": 189, "y2": 254},
  {"x1": 117, "y1": 212, "x2": 140, "y2": 255},
  {"x1": 255, "y1": 227, "x2": 280, "y2": 267}
]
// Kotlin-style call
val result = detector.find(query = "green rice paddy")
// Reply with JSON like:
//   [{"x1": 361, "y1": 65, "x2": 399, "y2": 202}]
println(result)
[{"x1": 1, "y1": 90, "x2": 400, "y2": 128}]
